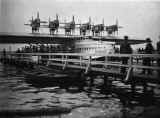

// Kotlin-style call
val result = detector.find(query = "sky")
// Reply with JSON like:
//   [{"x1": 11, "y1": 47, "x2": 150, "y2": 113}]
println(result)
[{"x1": 0, "y1": 0, "x2": 160, "y2": 46}]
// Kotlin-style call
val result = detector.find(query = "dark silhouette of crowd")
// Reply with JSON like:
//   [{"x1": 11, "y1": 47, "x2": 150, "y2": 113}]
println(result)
[
  {"x1": 141, "y1": 38, "x2": 155, "y2": 75},
  {"x1": 156, "y1": 38, "x2": 160, "y2": 77},
  {"x1": 16, "y1": 44, "x2": 73, "y2": 53},
  {"x1": 120, "y1": 36, "x2": 160, "y2": 76}
]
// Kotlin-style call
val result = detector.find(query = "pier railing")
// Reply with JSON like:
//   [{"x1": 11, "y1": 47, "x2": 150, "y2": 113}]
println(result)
[{"x1": 1, "y1": 52, "x2": 160, "y2": 81}]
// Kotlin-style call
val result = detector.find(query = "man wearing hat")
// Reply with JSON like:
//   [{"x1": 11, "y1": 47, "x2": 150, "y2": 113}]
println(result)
[
  {"x1": 142, "y1": 38, "x2": 154, "y2": 74},
  {"x1": 120, "y1": 36, "x2": 133, "y2": 73},
  {"x1": 156, "y1": 37, "x2": 160, "y2": 77}
]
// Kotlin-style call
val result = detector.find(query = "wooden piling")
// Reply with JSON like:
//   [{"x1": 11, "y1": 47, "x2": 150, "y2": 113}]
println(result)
[
  {"x1": 131, "y1": 79, "x2": 136, "y2": 95},
  {"x1": 143, "y1": 81, "x2": 147, "y2": 94}
]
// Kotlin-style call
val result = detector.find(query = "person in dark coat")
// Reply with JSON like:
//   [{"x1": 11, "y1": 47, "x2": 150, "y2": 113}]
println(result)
[
  {"x1": 156, "y1": 39, "x2": 160, "y2": 77},
  {"x1": 2, "y1": 48, "x2": 6, "y2": 61},
  {"x1": 120, "y1": 36, "x2": 133, "y2": 73},
  {"x1": 3, "y1": 48, "x2": 6, "y2": 57},
  {"x1": 142, "y1": 38, "x2": 154, "y2": 75}
]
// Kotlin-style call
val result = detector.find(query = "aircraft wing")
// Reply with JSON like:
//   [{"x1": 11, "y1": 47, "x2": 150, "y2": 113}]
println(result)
[
  {"x1": 59, "y1": 22, "x2": 67, "y2": 24},
  {"x1": 40, "y1": 21, "x2": 47, "y2": 23},
  {"x1": 59, "y1": 26, "x2": 65, "y2": 29},
  {"x1": 74, "y1": 26, "x2": 81, "y2": 29},
  {"x1": 75, "y1": 23, "x2": 81, "y2": 26},
  {"x1": 90, "y1": 36, "x2": 147, "y2": 45},
  {"x1": 40, "y1": 25, "x2": 49, "y2": 28},
  {"x1": 59, "y1": 22, "x2": 81, "y2": 25}
]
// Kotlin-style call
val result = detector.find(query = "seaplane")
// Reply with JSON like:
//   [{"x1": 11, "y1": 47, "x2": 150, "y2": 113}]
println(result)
[{"x1": 23, "y1": 13, "x2": 147, "y2": 59}]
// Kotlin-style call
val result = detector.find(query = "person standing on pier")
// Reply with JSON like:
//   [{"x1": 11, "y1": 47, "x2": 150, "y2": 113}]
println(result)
[
  {"x1": 120, "y1": 36, "x2": 133, "y2": 73},
  {"x1": 142, "y1": 38, "x2": 154, "y2": 75},
  {"x1": 156, "y1": 38, "x2": 160, "y2": 77},
  {"x1": 3, "y1": 48, "x2": 6, "y2": 57},
  {"x1": 2, "y1": 48, "x2": 6, "y2": 62}
]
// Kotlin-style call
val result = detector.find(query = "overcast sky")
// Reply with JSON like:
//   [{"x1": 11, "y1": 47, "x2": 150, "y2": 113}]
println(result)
[{"x1": 0, "y1": 0, "x2": 160, "y2": 46}]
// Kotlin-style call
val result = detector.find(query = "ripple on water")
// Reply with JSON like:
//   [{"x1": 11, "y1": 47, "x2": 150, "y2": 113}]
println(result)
[
  {"x1": 61, "y1": 98, "x2": 123, "y2": 118},
  {"x1": 0, "y1": 63, "x2": 123, "y2": 118}
]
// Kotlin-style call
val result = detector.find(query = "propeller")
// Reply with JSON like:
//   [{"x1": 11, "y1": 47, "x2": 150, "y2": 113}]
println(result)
[
  {"x1": 116, "y1": 19, "x2": 119, "y2": 35},
  {"x1": 89, "y1": 17, "x2": 91, "y2": 24},
  {"x1": 48, "y1": 17, "x2": 50, "y2": 28},
  {"x1": 64, "y1": 18, "x2": 66, "y2": 24},
  {"x1": 116, "y1": 19, "x2": 118, "y2": 27},
  {"x1": 79, "y1": 19, "x2": 82, "y2": 27},
  {"x1": 88, "y1": 17, "x2": 92, "y2": 31},
  {"x1": 37, "y1": 12, "x2": 39, "y2": 19},
  {"x1": 102, "y1": 18, "x2": 104, "y2": 25},
  {"x1": 49, "y1": 17, "x2": 50, "y2": 22},
  {"x1": 56, "y1": 13, "x2": 58, "y2": 20},
  {"x1": 72, "y1": 15, "x2": 75, "y2": 22},
  {"x1": 115, "y1": 19, "x2": 123, "y2": 35}
]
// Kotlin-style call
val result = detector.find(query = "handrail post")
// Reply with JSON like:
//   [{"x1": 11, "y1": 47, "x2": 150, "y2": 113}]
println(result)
[
  {"x1": 65, "y1": 55, "x2": 68, "y2": 65},
  {"x1": 47, "y1": 53, "x2": 51, "y2": 65},
  {"x1": 62, "y1": 55, "x2": 68, "y2": 70},
  {"x1": 62, "y1": 55, "x2": 64, "y2": 64},
  {"x1": 48, "y1": 53, "x2": 51, "y2": 60},
  {"x1": 37, "y1": 55, "x2": 40, "y2": 64},
  {"x1": 80, "y1": 56, "x2": 82, "y2": 66},
  {"x1": 128, "y1": 54, "x2": 133, "y2": 68},
  {"x1": 125, "y1": 54, "x2": 133, "y2": 82},
  {"x1": 85, "y1": 56, "x2": 91, "y2": 74},
  {"x1": 104, "y1": 55, "x2": 108, "y2": 68}
]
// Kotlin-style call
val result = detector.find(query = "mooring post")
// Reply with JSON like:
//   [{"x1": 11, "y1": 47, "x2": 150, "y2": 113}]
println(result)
[
  {"x1": 89, "y1": 75, "x2": 94, "y2": 91},
  {"x1": 78, "y1": 70, "x2": 85, "y2": 91},
  {"x1": 143, "y1": 81, "x2": 147, "y2": 94},
  {"x1": 131, "y1": 79, "x2": 136, "y2": 95},
  {"x1": 103, "y1": 75, "x2": 108, "y2": 93},
  {"x1": 102, "y1": 74, "x2": 112, "y2": 94}
]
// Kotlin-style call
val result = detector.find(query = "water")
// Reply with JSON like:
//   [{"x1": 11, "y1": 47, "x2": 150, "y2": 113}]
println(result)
[
  {"x1": 0, "y1": 63, "x2": 124, "y2": 118},
  {"x1": 0, "y1": 63, "x2": 160, "y2": 118}
]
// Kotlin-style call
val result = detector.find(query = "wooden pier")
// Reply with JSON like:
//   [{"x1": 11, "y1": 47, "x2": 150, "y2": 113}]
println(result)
[{"x1": 0, "y1": 52, "x2": 160, "y2": 94}]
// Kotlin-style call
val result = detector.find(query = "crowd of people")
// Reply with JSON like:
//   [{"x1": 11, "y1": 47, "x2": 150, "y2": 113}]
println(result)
[
  {"x1": 119, "y1": 36, "x2": 160, "y2": 76},
  {"x1": 16, "y1": 44, "x2": 73, "y2": 53}
]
